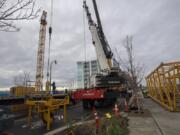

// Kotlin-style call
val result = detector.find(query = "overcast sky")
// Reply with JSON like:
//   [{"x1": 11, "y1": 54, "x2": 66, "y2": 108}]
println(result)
[{"x1": 0, "y1": 0, "x2": 179, "y2": 89}]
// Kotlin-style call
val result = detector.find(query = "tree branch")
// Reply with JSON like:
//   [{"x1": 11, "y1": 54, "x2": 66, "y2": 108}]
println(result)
[
  {"x1": 0, "y1": 0, "x2": 40, "y2": 32},
  {"x1": 115, "y1": 35, "x2": 145, "y2": 92}
]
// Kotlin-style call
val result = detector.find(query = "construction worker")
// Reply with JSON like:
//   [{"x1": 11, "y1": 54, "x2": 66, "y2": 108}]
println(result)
[
  {"x1": 136, "y1": 90, "x2": 144, "y2": 113},
  {"x1": 52, "y1": 82, "x2": 56, "y2": 94},
  {"x1": 118, "y1": 91, "x2": 126, "y2": 111},
  {"x1": 128, "y1": 89, "x2": 144, "y2": 113}
]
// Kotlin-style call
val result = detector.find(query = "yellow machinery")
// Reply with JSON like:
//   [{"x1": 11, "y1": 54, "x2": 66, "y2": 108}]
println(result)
[
  {"x1": 10, "y1": 86, "x2": 35, "y2": 96},
  {"x1": 24, "y1": 10, "x2": 70, "y2": 131},
  {"x1": 10, "y1": 86, "x2": 35, "y2": 112},
  {"x1": 146, "y1": 61, "x2": 180, "y2": 111},
  {"x1": 26, "y1": 95, "x2": 69, "y2": 130}
]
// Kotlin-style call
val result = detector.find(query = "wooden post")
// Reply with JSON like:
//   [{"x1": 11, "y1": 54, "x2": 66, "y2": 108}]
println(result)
[
  {"x1": 28, "y1": 106, "x2": 32, "y2": 127},
  {"x1": 64, "y1": 104, "x2": 67, "y2": 123},
  {"x1": 47, "y1": 107, "x2": 50, "y2": 130}
]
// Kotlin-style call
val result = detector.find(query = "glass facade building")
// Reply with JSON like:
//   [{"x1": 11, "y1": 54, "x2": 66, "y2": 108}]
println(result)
[{"x1": 77, "y1": 60, "x2": 99, "y2": 88}]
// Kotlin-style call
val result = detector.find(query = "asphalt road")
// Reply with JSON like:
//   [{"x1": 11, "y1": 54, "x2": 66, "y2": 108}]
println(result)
[
  {"x1": 4, "y1": 98, "x2": 180, "y2": 135},
  {"x1": 4, "y1": 102, "x2": 114, "y2": 135}
]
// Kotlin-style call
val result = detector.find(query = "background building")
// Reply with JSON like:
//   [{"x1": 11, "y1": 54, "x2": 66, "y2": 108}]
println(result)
[{"x1": 77, "y1": 60, "x2": 99, "y2": 88}]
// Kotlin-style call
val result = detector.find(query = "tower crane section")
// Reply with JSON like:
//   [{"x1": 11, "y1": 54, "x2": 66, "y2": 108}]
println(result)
[{"x1": 35, "y1": 11, "x2": 47, "y2": 92}]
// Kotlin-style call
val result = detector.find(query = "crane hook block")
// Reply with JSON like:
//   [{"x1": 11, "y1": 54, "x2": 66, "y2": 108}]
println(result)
[{"x1": 49, "y1": 27, "x2": 52, "y2": 35}]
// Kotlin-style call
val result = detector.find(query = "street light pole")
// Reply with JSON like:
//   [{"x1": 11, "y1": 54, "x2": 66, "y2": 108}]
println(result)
[{"x1": 50, "y1": 60, "x2": 57, "y2": 91}]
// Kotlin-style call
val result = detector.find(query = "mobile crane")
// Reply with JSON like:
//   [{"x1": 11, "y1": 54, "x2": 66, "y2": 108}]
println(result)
[{"x1": 73, "y1": 0, "x2": 126, "y2": 108}]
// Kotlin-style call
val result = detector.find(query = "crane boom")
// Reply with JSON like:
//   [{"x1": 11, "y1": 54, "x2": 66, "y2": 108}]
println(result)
[
  {"x1": 83, "y1": 0, "x2": 124, "y2": 89},
  {"x1": 83, "y1": 0, "x2": 113, "y2": 72},
  {"x1": 92, "y1": 0, "x2": 103, "y2": 37},
  {"x1": 35, "y1": 11, "x2": 47, "y2": 92}
]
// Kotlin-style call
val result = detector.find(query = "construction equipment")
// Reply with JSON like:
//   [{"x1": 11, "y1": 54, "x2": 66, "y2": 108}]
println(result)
[
  {"x1": 25, "y1": 10, "x2": 70, "y2": 130},
  {"x1": 10, "y1": 86, "x2": 35, "y2": 112},
  {"x1": 146, "y1": 61, "x2": 180, "y2": 111},
  {"x1": 73, "y1": 0, "x2": 126, "y2": 108},
  {"x1": 26, "y1": 95, "x2": 69, "y2": 130},
  {"x1": 83, "y1": 0, "x2": 124, "y2": 87},
  {"x1": 0, "y1": 94, "x2": 68, "y2": 105},
  {"x1": 0, "y1": 9, "x2": 70, "y2": 131},
  {"x1": 35, "y1": 11, "x2": 47, "y2": 92},
  {"x1": 10, "y1": 86, "x2": 35, "y2": 97}
]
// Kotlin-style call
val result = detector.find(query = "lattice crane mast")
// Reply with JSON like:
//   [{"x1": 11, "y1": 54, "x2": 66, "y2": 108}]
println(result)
[{"x1": 35, "y1": 11, "x2": 47, "y2": 92}]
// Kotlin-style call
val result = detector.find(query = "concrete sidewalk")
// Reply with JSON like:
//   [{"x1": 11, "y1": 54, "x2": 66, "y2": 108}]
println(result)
[
  {"x1": 129, "y1": 116, "x2": 161, "y2": 135},
  {"x1": 129, "y1": 98, "x2": 180, "y2": 135},
  {"x1": 144, "y1": 98, "x2": 180, "y2": 135}
]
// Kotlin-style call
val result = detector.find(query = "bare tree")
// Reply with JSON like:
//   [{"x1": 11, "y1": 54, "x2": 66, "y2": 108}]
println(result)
[
  {"x1": 116, "y1": 35, "x2": 145, "y2": 112},
  {"x1": 0, "y1": 0, "x2": 39, "y2": 32},
  {"x1": 116, "y1": 36, "x2": 145, "y2": 92},
  {"x1": 13, "y1": 71, "x2": 31, "y2": 86}
]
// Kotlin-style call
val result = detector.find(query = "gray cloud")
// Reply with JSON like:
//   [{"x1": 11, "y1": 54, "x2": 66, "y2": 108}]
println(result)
[{"x1": 0, "y1": 0, "x2": 180, "y2": 88}]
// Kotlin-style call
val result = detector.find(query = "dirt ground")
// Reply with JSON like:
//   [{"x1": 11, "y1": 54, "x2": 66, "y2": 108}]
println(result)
[
  {"x1": 53, "y1": 107, "x2": 152, "y2": 135},
  {"x1": 55, "y1": 116, "x2": 129, "y2": 135},
  {"x1": 55, "y1": 122, "x2": 95, "y2": 135}
]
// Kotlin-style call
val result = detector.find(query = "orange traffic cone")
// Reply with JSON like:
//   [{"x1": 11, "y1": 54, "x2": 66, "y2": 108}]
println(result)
[
  {"x1": 125, "y1": 100, "x2": 129, "y2": 112},
  {"x1": 92, "y1": 107, "x2": 99, "y2": 133},
  {"x1": 114, "y1": 103, "x2": 120, "y2": 117}
]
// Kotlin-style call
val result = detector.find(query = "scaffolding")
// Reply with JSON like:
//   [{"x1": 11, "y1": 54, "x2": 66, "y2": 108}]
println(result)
[{"x1": 146, "y1": 61, "x2": 180, "y2": 111}]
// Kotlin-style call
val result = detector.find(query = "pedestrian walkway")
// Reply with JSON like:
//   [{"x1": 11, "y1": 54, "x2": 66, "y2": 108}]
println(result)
[
  {"x1": 145, "y1": 98, "x2": 180, "y2": 135},
  {"x1": 129, "y1": 116, "x2": 161, "y2": 135},
  {"x1": 129, "y1": 98, "x2": 180, "y2": 135}
]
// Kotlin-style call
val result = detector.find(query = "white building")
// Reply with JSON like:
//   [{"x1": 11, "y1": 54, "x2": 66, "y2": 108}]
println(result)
[{"x1": 77, "y1": 60, "x2": 99, "y2": 89}]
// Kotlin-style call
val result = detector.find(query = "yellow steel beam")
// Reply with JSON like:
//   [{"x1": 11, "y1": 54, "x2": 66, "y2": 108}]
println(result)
[{"x1": 146, "y1": 61, "x2": 180, "y2": 112}]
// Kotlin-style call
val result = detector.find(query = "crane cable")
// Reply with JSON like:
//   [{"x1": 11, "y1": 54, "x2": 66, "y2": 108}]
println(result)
[
  {"x1": 83, "y1": 0, "x2": 87, "y2": 65},
  {"x1": 47, "y1": 0, "x2": 54, "y2": 81},
  {"x1": 83, "y1": 0, "x2": 87, "y2": 89}
]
